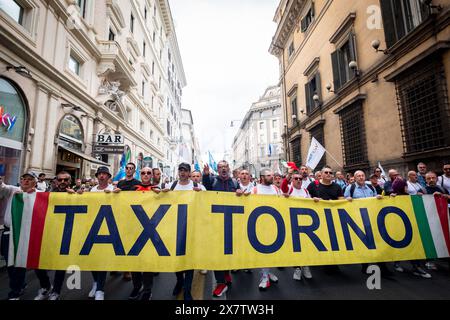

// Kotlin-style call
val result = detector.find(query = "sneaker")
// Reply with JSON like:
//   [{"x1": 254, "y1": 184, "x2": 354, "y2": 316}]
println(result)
[
  {"x1": 88, "y1": 283, "x2": 97, "y2": 298},
  {"x1": 8, "y1": 297, "x2": 20, "y2": 300},
  {"x1": 268, "y1": 273, "x2": 278, "y2": 283},
  {"x1": 244, "y1": 269, "x2": 252, "y2": 273},
  {"x1": 200, "y1": 270, "x2": 208, "y2": 275},
  {"x1": 224, "y1": 273, "x2": 232, "y2": 285},
  {"x1": 172, "y1": 281, "x2": 184, "y2": 296},
  {"x1": 293, "y1": 268, "x2": 302, "y2": 281},
  {"x1": 413, "y1": 267, "x2": 432, "y2": 279},
  {"x1": 94, "y1": 291, "x2": 105, "y2": 300},
  {"x1": 48, "y1": 292, "x2": 60, "y2": 301},
  {"x1": 394, "y1": 263, "x2": 404, "y2": 273},
  {"x1": 213, "y1": 284, "x2": 228, "y2": 297},
  {"x1": 128, "y1": 287, "x2": 142, "y2": 300},
  {"x1": 258, "y1": 276, "x2": 270, "y2": 290},
  {"x1": 425, "y1": 262, "x2": 437, "y2": 270},
  {"x1": 140, "y1": 292, "x2": 152, "y2": 300},
  {"x1": 34, "y1": 288, "x2": 51, "y2": 300},
  {"x1": 302, "y1": 266, "x2": 313, "y2": 279}
]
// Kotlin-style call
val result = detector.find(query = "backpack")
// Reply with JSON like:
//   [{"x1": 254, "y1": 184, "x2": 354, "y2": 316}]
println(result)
[
  {"x1": 162, "y1": 181, "x2": 199, "y2": 190},
  {"x1": 350, "y1": 183, "x2": 375, "y2": 198}
]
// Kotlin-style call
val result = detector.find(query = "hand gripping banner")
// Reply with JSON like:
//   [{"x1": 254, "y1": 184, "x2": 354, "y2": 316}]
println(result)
[{"x1": 8, "y1": 192, "x2": 450, "y2": 272}]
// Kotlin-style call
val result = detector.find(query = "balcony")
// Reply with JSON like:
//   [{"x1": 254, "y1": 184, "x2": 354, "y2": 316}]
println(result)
[{"x1": 97, "y1": 41, "x2": 137, "y2": 91}]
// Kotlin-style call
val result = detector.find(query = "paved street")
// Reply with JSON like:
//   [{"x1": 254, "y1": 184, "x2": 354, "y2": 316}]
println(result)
[{"x1": 1, "y1": 261, "x2": 449, "y2": 300}]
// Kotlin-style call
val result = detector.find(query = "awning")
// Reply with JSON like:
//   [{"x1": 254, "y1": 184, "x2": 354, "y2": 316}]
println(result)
[{"x1": 58, "y1": 146, "x2": 110, "y2": 166}]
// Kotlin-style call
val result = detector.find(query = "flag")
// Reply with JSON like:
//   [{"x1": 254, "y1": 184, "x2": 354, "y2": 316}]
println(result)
[
  {"x1": 281, "y1": 160, "x2": 289, "y2": 169},
  {"x1": 113, "y1": 147, "x2": 131, "y2": 182},
  {"x1": 208, "y1": 151, "x2": 217, "y2": 172},
  {"x1": 194, "y1": 163, "x2": 201, "y2": 172},
  {"x1": 378, "y1": 162, "x2": 387, "y2": 180},
  {"x1": 305, "y1": 137, "x2": 326, "y2": 170},
  {"x1": 268, "y1": 144, "x2": 272, "y2": 157},
  {"x1": 272, "y1": 160, "x2": 282, "y2": 174}
]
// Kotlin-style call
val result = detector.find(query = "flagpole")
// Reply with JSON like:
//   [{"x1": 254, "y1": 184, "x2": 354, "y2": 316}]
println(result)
[{"x1": 325, "y1": 150, "x2": 343, "y2": 168}]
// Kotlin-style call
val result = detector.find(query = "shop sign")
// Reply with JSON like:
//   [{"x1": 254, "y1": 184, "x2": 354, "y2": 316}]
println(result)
[
  {"x1": 0, "y1": 106, "x2": 17, "y2": 131},
  {"x1": 96, "y1": 134, "x2": 124, "y2": 145}
]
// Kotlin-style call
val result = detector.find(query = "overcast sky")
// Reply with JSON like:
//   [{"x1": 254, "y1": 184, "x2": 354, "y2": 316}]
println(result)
[{"x1": 170, "y1": 0, "x2": 280, "y2": 162}]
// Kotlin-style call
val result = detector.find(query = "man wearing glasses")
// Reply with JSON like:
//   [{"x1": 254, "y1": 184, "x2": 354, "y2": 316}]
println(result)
[
  {"x1": 117, "y1": 163, "x2": 141, "y2": 192},
  {"x1": 307, "y1": 166, "x2": 344, "y2": 202},
  {"x1": 34, "y1": 171, "x2": 76, "y2": 301}
]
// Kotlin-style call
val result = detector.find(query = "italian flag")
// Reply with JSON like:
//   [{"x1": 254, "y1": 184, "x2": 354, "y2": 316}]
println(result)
[
  {"x1": 412, "y1": 195, "x2": 450, "y2": 259},
  {"x1": 8, "y1": 192, "x2": 49, "y2": 269}
]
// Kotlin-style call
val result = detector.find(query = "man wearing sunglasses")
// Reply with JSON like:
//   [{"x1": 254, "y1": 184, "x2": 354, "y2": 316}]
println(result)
[
  {"x1": 34, "y1": 171, "x2": 76, "y2": 301},
  {"x1": 307, "y1": 166, "x2": 344, "y2": 202},
  {"x1": 117, "y1": 163, "x2": 141, "y2": 192}
]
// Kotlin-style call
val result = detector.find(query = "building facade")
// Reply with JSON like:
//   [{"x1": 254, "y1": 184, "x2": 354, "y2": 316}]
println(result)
[
  {"x1": 270, "y1": 0, "x2": 450, "y2": 175},
  {"x1": 0, "y1": 0, "x2": 187, "y2": 184},
  {"x1": 232, "y1": 86, "x2": 284, "y2": 176},
  {"x1": 180, "y1": 108, "x2": 201, "y2": 167}
]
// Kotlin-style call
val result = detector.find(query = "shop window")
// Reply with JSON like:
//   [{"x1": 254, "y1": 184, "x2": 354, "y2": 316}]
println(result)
[{"x1": 0, "y1": 77, "x2": 27, "y2": 185}]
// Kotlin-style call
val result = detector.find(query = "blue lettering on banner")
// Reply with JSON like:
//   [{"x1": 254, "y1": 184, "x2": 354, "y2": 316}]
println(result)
[
  {"x1": 128, "y1": 205, "x2": 171, "y2": 256},
  {"x1": 324, "y1": 209, "x2": 340, "y2": 251},
  {"x1": 80, "y1": 205, "x2": 125, "y2": 256},
  {"x1": 290, "y1": 208, "x2": 327, "y2": 252},
  {"x1": 54, "y1": 206, "x2": 88, "y2": 255},
  {"x1": 377, "y1": 207, "x2": 413, "y2": 249},
  {"x1": 176, "y1": 205, "x2": 188, "y2": 256},
  {"x1": 248, "y1": 206, "x2": 285, "y2": 254},
  {"x1": 211, "y1": 205, "x2": 245, "y2": 255},
  {"x1": 338, "y1": 208, "x2": 376, "y2": 251}
]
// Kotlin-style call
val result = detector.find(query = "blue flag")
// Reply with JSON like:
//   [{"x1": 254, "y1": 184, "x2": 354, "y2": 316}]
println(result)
[{"x1": 208, "y1": 151, "x2": 217, "y2": 172}]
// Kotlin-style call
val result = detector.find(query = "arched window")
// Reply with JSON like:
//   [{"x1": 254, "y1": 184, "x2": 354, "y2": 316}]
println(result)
[
  {"x1": 59, "y1": 114, "x2": 84, "y2": 151},
  {"x1": 0, "y1": 77, "x2": 28, "y2": 184}
]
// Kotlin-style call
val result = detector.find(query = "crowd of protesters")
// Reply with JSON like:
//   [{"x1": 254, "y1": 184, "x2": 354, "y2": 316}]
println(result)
[{"x1": 0, "y1": 160, "x2": 449, "y2": 300}]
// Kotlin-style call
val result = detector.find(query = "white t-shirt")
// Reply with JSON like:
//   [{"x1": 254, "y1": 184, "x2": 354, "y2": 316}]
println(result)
[
  {"x1": 252, "y1": 184, "x2": 280, "y2": 195},
  {"x1": 36, "y1": 181, "x2": 47, "y2": 191},
  {"x1": 407, "y1": 181, "x2": 425, "y2": 195},
  {"x1": 288, "y1": 186, "x2": 310, "y2": 198},
  {"x1": 90, "y1": 184, "x2": 114, "y2": 192},
  {"x1": 301, "y1": 178, "x2": 314, "y2": 189},
  {"x1": 438, "y1": 175, "x2": 450, "y2": 194},
  {"x1": 170, "y1": 180, "x2": 204, "y2": 191},
  {"x1": 239, "y1": 183, "x2": 254, "y2": 193}
]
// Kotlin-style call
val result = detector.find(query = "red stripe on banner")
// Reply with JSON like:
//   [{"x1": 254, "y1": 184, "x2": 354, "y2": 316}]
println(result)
[
  {"x1": 27, "y1": 192, "x2": 50, "y2": 269},
  {"x1": 435, "y1": 196, "x2": 450, "y2": 255}
]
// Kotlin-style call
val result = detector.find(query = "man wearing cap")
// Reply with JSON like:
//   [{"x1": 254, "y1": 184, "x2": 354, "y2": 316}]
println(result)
[
  {"x1": 163, "y1": 163, "x2": 202, "y2": 300},
  {"x1": 79, "y1": 166, "x2": 120, "y2": 300},
  {"x1": 0, "y1": 172, "x2": 38, "y2": 299}
]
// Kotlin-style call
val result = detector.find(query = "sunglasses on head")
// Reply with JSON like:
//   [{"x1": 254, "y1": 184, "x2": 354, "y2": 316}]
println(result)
[
  {"x1": 58, "y1": 178, "x2": 70, "y2": 182},
  {"x1": 141, "y1": 172, "x2": 152, "y2": 176}
]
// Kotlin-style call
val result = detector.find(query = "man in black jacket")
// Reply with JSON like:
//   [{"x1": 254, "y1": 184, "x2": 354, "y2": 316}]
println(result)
[{"x1": 202, "y1": 161, "x2": 238, "y2": 297}]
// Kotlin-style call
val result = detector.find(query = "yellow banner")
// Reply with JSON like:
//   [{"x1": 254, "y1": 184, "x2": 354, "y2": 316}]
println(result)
[{"x1": 37, "y1": 191, "x2": 425, "y2": 272}]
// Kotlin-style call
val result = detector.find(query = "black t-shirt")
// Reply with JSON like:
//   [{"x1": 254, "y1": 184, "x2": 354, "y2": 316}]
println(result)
[
  {"x1": 118, "y1": 179, "x2": 141, "y2": 191},
  {"x1": 307, "y1": 181, "x2": 343, "y2": 200}
]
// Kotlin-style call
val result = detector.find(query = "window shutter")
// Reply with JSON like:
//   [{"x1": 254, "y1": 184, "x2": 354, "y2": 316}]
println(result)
[
  {"x1": 420, "y1": 1, "x2": 430, "y2": 21},
  {"x1": 301, "y1": 17, "x2": 307, "y2": 32},
  {"x1": 311, "y1": 2, "x2": 315, "y2": 18},
  {"x1": 315, "y1": 73, "x2": 322, "y2": 102},
  {"x1": 348, "y1": 33, "x2": 357, "y2": 80},
  {"x1": 331, "y1": 50, "x2": 341, "y2": 91},
  {"x1": 305, "y1": 83, "x2": 311, "y2": 114},
  {"x1": 392, "y1": 0, "x2": 406, "y2": 39},
  {"x1": 379, "y1": 0, "x2": 397, "y2": 48}
]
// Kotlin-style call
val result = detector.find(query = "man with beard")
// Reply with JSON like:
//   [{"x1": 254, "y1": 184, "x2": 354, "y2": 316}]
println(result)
[
  {"x1": 34, "y1": 171, "x2": 76, "y2": 300},
  {"x1": 251, "y1": 169, "x2": 280, "y2": 290},
  {"x1": 152, "y1": 168, "x2": 162, "y2": 188},
  {"x1": 203, "y1": 161, "x2": 239, "y2": 297}
]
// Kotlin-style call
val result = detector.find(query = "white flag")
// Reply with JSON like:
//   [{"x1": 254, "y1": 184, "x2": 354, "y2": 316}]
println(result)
[
  {"x1": 306, "y1": 137, "x2": 326, "y2": 170},
  {"x1": 378, "y1": 162, "x2": 387, "y2": 180}
]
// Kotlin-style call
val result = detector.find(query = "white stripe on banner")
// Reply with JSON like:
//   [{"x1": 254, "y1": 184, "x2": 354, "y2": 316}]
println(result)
[
  {"x1": 422, "y1": 195, "x2": 450, "y2": 258},
  {"x1": 16, "y1": 193, "x2": 36, "y2": 267}
]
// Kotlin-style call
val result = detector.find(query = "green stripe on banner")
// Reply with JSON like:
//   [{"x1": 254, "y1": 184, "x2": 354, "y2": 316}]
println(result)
[
  {"x1": 412, "y1": 196, "x2": 437, "y2": 259},
  {"x1": 11, "y1": 193, "x2": 24, "y2": 261}
]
